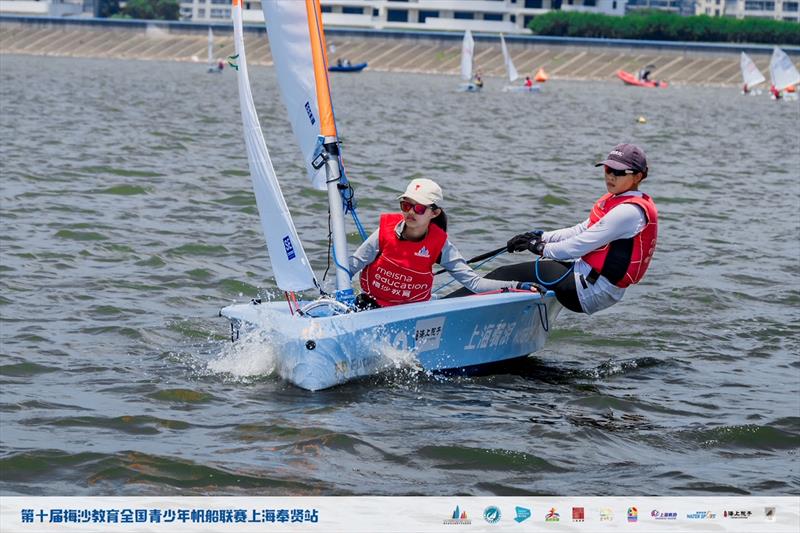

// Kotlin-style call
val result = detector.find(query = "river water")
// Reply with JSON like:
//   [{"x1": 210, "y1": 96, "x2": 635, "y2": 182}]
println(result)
[{"x1": 1, "y1": 54, "x2": 798, "y2": 497}]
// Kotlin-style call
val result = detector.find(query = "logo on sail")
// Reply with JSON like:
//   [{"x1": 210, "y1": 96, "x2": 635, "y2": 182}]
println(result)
[
  {"x1": 283, "y1": 236, "x2": 296, "y2": 260},
  {"x1": 304, "y1": 101, "x2": 316, "y2": 125}
]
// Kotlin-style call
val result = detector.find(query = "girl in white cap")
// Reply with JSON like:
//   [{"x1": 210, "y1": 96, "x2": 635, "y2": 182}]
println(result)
[{"x1": 348, "y1": 178, "x2": 520, "y2": 309}]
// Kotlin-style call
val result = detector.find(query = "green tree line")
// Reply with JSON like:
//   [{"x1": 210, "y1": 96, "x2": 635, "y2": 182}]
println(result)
[
  {"x1": 528, "y1": 11, "x2": 800, "y2": 46},
  {"x1": 98, "y1": 0, "x2": 180, "y2": 21}
]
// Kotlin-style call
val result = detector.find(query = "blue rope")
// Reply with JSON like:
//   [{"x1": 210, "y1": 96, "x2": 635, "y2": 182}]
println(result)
[
  {"x1": 534, "y1": 256, "x2": 574, "y2": 286},
  {"x1": 433, "y1": 250, "x2": 507, "y2": 294}
]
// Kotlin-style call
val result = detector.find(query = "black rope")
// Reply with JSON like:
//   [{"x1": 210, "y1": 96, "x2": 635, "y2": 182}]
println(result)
[
  {"x1": 322, "y1": 212, "x2": 333, "y2": 286},
  {"x1": 537, "y1": 301, "x2": 550, "y2": 332}
]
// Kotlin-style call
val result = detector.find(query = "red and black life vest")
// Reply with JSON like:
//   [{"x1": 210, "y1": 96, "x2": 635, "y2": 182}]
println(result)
[
  {"x1": 582, "y1": 193, "x2": 658, "y2": 288},
  {"x1": 359, "y1": 213, "x2": 447, "y2": 307}
]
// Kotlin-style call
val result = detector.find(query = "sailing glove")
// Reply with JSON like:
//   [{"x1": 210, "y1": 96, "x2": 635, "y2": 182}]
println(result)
[
  {"x1": 516, "y1": 281, "x2": 544, "y2": 293},
  {"x1": 507, "y1": 230, "x2": 544, "y2": 254}
]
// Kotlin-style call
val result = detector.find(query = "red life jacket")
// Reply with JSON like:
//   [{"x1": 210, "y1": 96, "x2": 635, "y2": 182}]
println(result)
[
  {"x1": 359, "y1": 213, "x2": 447, "y2": 307},
  {"x1": 582, "y1": 192, "x2": 658, "y2": 288}
]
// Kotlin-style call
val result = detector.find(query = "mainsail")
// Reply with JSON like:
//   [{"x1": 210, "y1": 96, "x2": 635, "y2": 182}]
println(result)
[
  {"x1": 231, "y1": 0, "x2": 317, "y2": 292},
  {"x1": 500, "y1": 34, "x2": 518, "y2": 83},
  {"x1": 260, "y1": 0, "x2": 327, "y2": 190},
  {"x1": 207, "y1": 28, "x2": 214, "y2": 67},
  {"x1": 461, "y1": 30, "x2": 474, "y2": 81},
  {"x1": 770, "y1": 47, "x2": 800, "y2": 92},
  {"x1": 740, "y1": 52, "x2": 765, "y2": 89}
]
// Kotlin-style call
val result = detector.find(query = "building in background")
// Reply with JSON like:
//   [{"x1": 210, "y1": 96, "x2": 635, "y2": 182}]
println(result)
[
  {"x1": 178, "y1": 0, "x2": 627, "y2": 33},
  {"x1": 626, "y1": 0, "x2": 697, "y2": 16},
  {"x1": 695, "y1": 0, "x2": 799, "y2": 21},
  {"x1": 0, "y1": 0, "x2": 92, "y2": 17}
]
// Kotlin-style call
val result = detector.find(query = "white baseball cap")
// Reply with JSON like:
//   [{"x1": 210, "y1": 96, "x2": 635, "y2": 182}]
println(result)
[{"x1": 398, "y1": 178, "x2": 443, "y2": 207}]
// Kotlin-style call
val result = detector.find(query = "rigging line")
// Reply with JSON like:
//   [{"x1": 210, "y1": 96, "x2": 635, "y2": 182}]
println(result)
[
  {"x1": 322, "y1": 212, "x2": 333, "y2": 284},
  {"x1": 432, "y1": 249, "x2": 506, "y2": 294}
]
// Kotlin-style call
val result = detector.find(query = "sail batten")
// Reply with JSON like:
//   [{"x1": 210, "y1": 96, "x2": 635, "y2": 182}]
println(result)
[{"x1": 231, "y1": 0, "x2": 317, "y2": 292}]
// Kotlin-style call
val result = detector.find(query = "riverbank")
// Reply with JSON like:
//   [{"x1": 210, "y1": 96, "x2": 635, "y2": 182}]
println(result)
[{"x1": 2, "y1": 16, "x2": 798, "y2": 85}]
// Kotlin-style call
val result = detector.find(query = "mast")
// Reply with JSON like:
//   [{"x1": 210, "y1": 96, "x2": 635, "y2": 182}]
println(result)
[{"x1": 304, "y1": 0, "x2": 353, "y2": 304}]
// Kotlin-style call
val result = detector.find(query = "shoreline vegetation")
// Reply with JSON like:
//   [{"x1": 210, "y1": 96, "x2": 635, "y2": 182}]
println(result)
[
  {"x1": 1, "y1": 16, "x2": 798, "y2": 86},
  {"x1": 529, "y1": 10, "x2": 800, "y2": 46}
]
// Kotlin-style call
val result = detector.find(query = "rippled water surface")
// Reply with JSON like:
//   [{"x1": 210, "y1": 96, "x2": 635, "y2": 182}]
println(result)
[{"x1": 1, "y1": 54, "x2": 799, "y2": 496}]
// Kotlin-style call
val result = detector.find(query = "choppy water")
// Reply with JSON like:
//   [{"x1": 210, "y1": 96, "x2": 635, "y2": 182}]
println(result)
[{"x1": 1, "y1": 54, "x2": 799, "y2": 496}]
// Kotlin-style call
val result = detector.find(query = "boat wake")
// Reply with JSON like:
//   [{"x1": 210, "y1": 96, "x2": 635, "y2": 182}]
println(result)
[
  {"x1": 208, "y1": 328, "x2": 280, "y2": 378},
  {"x1": 208, "y1": 314, "x2": 424, "y2": 387}
]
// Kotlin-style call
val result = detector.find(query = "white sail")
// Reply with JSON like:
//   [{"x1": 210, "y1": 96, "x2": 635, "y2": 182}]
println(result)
[
  {"x1": 207, "y1": 27, "x2": 214, "y2": 66},
  {"x1": 740, "y1": 52, "x2": 765, "y2": 90},
  {"x1": 231, "y1": 1, "x2": 317, "y2": 292},
  {"x1": 460, "y1": 30, "x2": 474, "y2": 81},
  {"x1": 770, "y1": 47, "x2": 800, "y2": 92},
  {"x1": 500, "y1": 34, "x2": 518, "y2": 83},
  {"x1": 261, "y1": 0, "x2": 327, "y2": 190}
]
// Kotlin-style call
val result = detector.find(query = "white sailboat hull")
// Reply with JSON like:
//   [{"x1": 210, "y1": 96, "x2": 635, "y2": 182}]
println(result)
[
  {"x1": 503, "y1": 85, "x2": 541, "y2": 93},
  {"x1": 221, "y1": 291, "x2": 561, "y2": 391}
]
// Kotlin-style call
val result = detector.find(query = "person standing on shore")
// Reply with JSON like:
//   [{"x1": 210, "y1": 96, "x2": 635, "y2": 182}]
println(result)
[{"x1": 469, "y1": 144, "x2": 658, "y2": 314}]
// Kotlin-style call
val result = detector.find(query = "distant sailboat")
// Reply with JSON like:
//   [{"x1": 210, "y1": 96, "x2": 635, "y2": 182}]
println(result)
[
  {"x1": 769, "y1": 47, "x2": 800, "y2": 99},
  {"x1": 500, "y1": 34, "x2": 539, "y2": 93},
  {"x1": 207, "y1": 28, "x2": 222, "y2": 73},
  {"x1": 457, "y1": 30, "x2": 481, "y2": 92},
  {"x1": 740, "y1": 52, "x2": 765, "y2": 95}
]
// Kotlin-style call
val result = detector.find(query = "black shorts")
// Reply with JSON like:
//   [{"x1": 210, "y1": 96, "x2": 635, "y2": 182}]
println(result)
[{"x1": 445, "y1": 260, "x2": 584, "y2": 313}]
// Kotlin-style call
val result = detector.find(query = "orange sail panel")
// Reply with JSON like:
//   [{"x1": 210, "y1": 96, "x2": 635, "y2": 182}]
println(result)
[{"x1": 304, "y1": 0, "x2": 337, "y2": 138}]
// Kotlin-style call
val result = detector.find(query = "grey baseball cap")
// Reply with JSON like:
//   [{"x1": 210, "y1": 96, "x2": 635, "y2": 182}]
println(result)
[{"x1": 595, "y1": 143, "x2": 648, "y2": 173}]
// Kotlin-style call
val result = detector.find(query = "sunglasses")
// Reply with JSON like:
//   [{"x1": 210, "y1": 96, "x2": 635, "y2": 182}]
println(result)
[
  {"x1": 604, "y1": 165, "x2": 635, "y2": 177},
  {"x1": 400, "y1": 200, "x2": 431, "y2": 215}
]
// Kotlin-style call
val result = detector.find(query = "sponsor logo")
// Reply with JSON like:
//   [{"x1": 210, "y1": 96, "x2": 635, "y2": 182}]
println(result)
[
  {"x1": 650, "y1": 510, "x2": 677, "y2": 520},
  {"x1": 514, "y1": 507, "x2": 531, "y2": 523},
  {"x1": 724, "y1": 510, "x2": 752, "y2": 519},
  {"x1": 414, "y1": 317, "x2": 445, "y2": 352},
  {"x1": 483, "y1": 506, "x2": 501, "y2": 524},
  {"x1": 600, "y1": 508, "x2": 613, "y2": 522},
  {"x1": 687, "y1": 511, "x2": 717, "y2": 520},
  {"x1": 443, "y1": 506, "x2": 471, "y2": 525},
  {"x1": 414, "y1": 246, "x2": 430, "y2": 258},
  {"x1": 765, "y1": 507, "x2": 776, "y2": 522},
  {"x1": 545, "y1": 508, "x2": 560, "y2": 523},
  {"x1": 283, "y1": 236, "x2": 296, "y2": 260},
  {"x1": 572, "y1": 507, "x2": 584, "y2": 522},
  {"x1": 304, "y1": 101, "x2": 316, "y2": 125},
  {"x1": 627, "y1": 507, "x2": 638, "y2": 523}
]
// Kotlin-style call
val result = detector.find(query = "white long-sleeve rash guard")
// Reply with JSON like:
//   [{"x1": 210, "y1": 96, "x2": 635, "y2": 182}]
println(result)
[
  {"x1": 540, "y1": 191, "x2": 648, "y2": 314},
  {"x1": 348, "y1": 221, "x2": 516, "y2": 295}
]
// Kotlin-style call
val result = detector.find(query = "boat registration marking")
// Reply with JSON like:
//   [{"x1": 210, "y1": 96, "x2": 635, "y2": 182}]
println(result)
[{"x1": 464, "y1": 320, "x2": 518, "y2": 351}]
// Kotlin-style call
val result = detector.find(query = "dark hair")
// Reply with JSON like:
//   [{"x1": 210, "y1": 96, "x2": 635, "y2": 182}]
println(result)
[{"x1": 431, "y1": 206, "x2": 447, "y2": 232}]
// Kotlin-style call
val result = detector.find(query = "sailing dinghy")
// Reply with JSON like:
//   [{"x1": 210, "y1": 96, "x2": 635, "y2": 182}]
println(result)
[
  {"x1": 769, "y1": 47, "x2": 800, "y2": 99},
  {"x1": 457, "y1": 30, "x2": 482, "y2": 92},
  {"x1": 206, "y1": 28, "x2": 221, "y2": 73},
  {"x1": 740, "y1": 52, "x2": 765, "y2": 95},
  {"x1": 220, "y1": 0, "x2": 561, "y2": 391},
  {"x1": 500, "y1": 34, "x2": 539, "y2": 94}
]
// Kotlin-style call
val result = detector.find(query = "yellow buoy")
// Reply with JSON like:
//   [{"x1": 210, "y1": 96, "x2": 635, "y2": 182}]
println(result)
[{"x1": 636, "y1": 116, "x2": 647, "y2": 124}]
